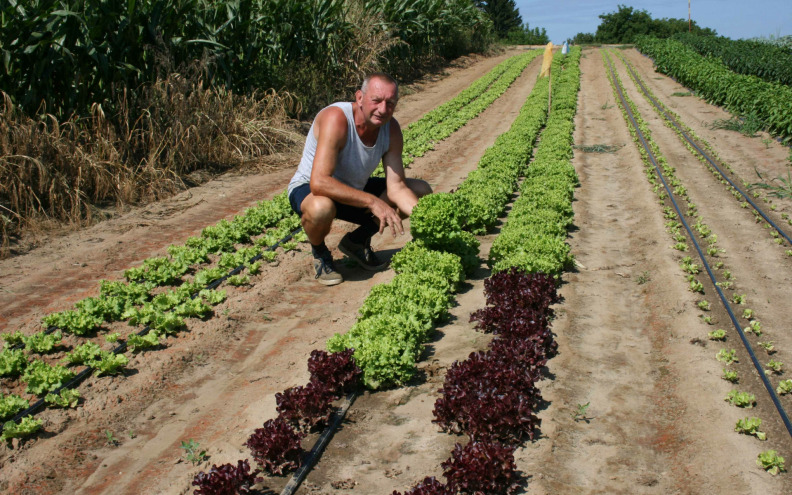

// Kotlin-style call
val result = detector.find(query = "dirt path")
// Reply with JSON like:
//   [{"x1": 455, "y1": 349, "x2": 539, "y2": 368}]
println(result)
[{"x1": 2, "y1": 46, "x2": 792, "y2": 495}]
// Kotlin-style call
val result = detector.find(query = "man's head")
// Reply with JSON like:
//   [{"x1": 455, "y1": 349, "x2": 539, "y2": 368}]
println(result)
[{"x1": 356, "y1": 73, "x2": 399, "y2": 127}]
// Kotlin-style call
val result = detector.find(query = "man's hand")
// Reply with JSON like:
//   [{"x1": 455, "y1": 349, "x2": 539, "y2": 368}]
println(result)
[{"x1": 369, "y1": 197, "x2": 404, "y2": 237}]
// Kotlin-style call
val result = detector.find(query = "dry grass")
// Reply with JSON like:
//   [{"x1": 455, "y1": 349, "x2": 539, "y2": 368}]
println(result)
[{"x1": 0, "y1": 73, "x2": 302, "y2": 257}]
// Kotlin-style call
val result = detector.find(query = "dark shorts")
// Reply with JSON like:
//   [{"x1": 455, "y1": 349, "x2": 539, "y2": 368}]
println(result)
[{"x1": 288, "y1": 177, "x2": 387, "y2": 226}]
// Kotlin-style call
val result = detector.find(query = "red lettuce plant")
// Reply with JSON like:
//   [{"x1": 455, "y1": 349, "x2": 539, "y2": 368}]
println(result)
[
  {"x1": 275, "y1": 381, "x2": 335, "y2": 431},
  {"x1": 391, "y1": 476, "x2": 454, "y2": 495},
  {"x1": 307, "y1": 349, "x2": 361, "y2": 398},
  {"x1": 245, "y1": 418, "x2": 304, "y2": 475},
  {"x1": 433, "y1": 350, "x2": 542, "y2": 444},
  {"x1": 482, "y1": 268, "x2": 558, "y2": 311},
  {"x1": 192, "y1": 459, "x2": 257, "y2": 495},
  {"x1": 442, "y1": 441, "x2": 520, "y2": 495}
]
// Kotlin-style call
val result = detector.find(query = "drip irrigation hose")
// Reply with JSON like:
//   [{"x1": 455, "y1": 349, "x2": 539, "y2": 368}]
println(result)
[
  {"x1": 3, "y1": 226, "x2": 304, "y2": 432},
  {"x1": 280, "y1": 390, "x2": 359, "y2": 495},
  {"x1": 619, "y1": 56, "x2": 792, "y2": 246},
  {"x1": 606, "y1": 54, "x2": 792, "y2": 440}
]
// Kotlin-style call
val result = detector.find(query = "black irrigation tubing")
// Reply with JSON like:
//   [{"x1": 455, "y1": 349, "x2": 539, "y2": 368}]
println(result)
[
  {"x1": 606, "y1": 54, "x2": 792, "y2": 441},
  {"x1": 3, "y1": 226, "x2": 304, "y2": 432},
  {"x1": 620, "y1": 55, "x2": 792, "y2": 247},
  {"x1": 280, "y1": 390, "x2": 359, "y2": 495}
]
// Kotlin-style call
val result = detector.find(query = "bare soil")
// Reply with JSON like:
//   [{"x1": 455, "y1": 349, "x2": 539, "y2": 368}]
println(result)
[{"x1": 1, "y1": 46, "x2": 792, "y2": 495}]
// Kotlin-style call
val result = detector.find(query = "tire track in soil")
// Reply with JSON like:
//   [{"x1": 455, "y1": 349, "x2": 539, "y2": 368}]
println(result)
[
  {"x1": 0, "y1": 50, "x2": 538, "y2": 494},
  {"x1": 518, "y1": 48, "x2": 785, "y2": 495}
]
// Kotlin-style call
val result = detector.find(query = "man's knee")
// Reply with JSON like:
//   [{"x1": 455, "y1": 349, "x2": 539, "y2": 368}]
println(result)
[
  {"x1": 408, "y1": 178, "x2": 432, "y2": 198},
  {"x1": 301, "y1": 195, "x2": 336, "y2": 225}
]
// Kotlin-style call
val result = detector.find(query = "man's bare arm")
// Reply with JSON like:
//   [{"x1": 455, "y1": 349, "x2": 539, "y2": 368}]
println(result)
[{"x1": 382, "y1": 119, "x2": 420, "y2": 217}]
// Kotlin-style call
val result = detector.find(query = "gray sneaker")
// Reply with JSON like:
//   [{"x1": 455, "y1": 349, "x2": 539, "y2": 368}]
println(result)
[
  {"x1": 338, "y1": 233, "x2": 388, "y2": 271},
  {"x1": 313, "y1": 257, "x2": 343, "y2": 286}
]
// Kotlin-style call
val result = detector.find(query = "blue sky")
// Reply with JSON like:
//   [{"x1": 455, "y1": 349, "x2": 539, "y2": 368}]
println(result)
[{"x1": 514, "y1": 0, "x2": 792, "y2": 43}]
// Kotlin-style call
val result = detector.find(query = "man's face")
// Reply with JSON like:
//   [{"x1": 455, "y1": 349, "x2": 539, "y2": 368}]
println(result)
[{"x1": 356, "y1": 77, "x2": 398, "y2": 127}]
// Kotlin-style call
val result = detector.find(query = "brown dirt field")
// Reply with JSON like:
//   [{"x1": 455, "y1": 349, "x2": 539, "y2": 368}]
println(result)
[{"x1": 1, "y1": 45, "x2": 792, "y2": 495}]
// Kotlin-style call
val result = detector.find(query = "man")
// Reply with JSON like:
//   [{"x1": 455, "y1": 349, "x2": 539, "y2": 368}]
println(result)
[{"x1": 287, "y1": 73, "x2": 431, "y2": 285}]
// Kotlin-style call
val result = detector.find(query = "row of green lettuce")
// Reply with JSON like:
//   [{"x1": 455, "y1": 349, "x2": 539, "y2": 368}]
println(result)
[
  {"x1": 634, "y1": 36, "x2": 792, "y2": 144},
  {"x1": 402, "y1": 49, "x2": 541, "y2": 167},
  {"x1": 0, "y1": 51, "x2": 539, "y2": 438},
  {"x1": 327, "y1": 47, "x2": 582, "y2": 390}
]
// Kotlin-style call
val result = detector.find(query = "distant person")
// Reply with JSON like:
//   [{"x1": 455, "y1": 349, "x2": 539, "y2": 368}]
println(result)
[{"x1": 287, "y1": 73, "x2": 431, "y2": 286}]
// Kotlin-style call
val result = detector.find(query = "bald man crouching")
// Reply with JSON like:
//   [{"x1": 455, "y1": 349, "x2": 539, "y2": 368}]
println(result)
[{"x1": 287, "y1": 73, "x2": 432, "y2": 286}]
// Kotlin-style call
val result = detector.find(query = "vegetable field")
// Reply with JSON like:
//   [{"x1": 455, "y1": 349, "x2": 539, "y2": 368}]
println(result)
[{"x1": 1, "y1": 43, "x2": 792, "y2": 495}]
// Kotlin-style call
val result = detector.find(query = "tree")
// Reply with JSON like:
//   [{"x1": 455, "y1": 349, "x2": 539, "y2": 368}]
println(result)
[
  {"x1": 595, "y1": 4, "x2": 653, "y2": 43},
  {"x1": 475, "y1": 0, "x2": 522, "y2": 39},
  {"x1": 505, "y1": 23, "x2": 550, "y2": 45},
  {"x1": 569, "y1": 4, "x2": 717, "y2": 45}
]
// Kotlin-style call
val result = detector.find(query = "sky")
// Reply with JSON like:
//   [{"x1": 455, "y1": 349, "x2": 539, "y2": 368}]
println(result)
[{"x1": 514, "y1": 0, "x2": 792, "y2": 44}]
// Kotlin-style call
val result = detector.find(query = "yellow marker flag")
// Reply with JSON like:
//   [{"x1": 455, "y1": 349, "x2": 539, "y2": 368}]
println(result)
[{"x1": 539, "y1": 42, "x2": 554, "y2": 78}]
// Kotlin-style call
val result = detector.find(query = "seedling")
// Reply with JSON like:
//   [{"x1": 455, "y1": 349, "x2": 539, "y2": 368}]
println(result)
[
  {"x1": 572, "y1": 402, "x2": 591, "y2": 422},
  {"x1": 674, "y1": 242, "x2": 688, "y2": 252},
  {"x1": 732, "y1": 293, "x2": 746, "y2": 305},
  {"x1": 708, "y1": 329, "x2": 726, "y2": 341},
  {"x1": 722, "y1": 369, "x2": 739, "y2": 383},
  {"x1": 766, "y1": 360, "x2": 783, "y2": 374},
  {"x1": 181, "y1": 439, "x2": 208, "y2": 465},
  {"x1": 725, "y1": 390, "x2": 755, "y2": 408},
  {"x1": 742, "y1": 308, "x2": 754, "y2": 319},
  {"x1": 106, "y1": 430, "x2": 119, "y2": 447},
  {"x1": 735, "y1": 417, "x2": 766, "y2": 440},
  {"x1": 105, "y1": 332, "x2": 120, "y2": 343},
  {"x1": 701, "y1": 315, "x2": 714, "y2": 325},
  {"x1": 746, "y1": 320, "x2": 762, "y2": 336},
  {"x1": 757, "y1": 450, "x2": 785, "y2": 475},
  {"x1": 697, "y1": 300, "x2": 711, "y2": 311},
  {"x1": 757, "y1": 341, "x2": 775, "y2": 353},
  {"x1": 226, "y1": 274, "x2": 249, "y2": 286},
  {"x1": 716, "y1": 349, "x2": 738, "y2": 364},
  {"x1": 680, "y1": 258, "x2": 700, "y2": 274},
  {"x1": 689, "y1": 279, "x2": 704, "y2": 293},
  {"x1": 777, "y1": 380, "x2": 792, "y2": 395}
]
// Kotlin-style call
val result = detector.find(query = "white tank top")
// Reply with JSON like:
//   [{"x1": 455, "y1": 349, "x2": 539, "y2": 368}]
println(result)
[{"x1": 288, "y1": 102, "x2": 390, "y2": 194}]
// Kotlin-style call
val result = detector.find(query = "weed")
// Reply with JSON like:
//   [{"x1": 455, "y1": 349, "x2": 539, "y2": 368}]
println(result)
[
  {"x1": 106, "y1": 430, "x2": 119, "y2": 447},
  {"x1": 572, "y1": 402, "x2": 591, "y2": 422},
  {"x1": 573, "y1": 144, "x2": 623, "y2": 153},
  {"x1": 750, "y1": 168, "x2": 792, "y2": 199},
  {"x1": 636, "y1": 271, "x2": 651, "y2": 285},
  {"x1": 671, "y1": 91, "x2": 691, "y2": 97},
  {"x1": 709, "y1": 113, "x2": 763, "y2": 137},
  {"x1": 181, "y1": 439, "x2": 208, "y2": 465}
]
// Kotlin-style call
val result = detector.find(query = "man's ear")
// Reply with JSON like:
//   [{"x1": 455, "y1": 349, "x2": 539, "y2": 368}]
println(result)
[{"x1": 355, "y1": 89, "x2": 363, "y2": 104}]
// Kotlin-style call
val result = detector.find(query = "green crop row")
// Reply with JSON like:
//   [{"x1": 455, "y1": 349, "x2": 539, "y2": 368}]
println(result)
[
  {"x1": 402, "y1": 49, "x2": 541, "y2": 166},
  {"x1": 673, "y1": 33, "x2": 792, "y2": 87},
  {"x1": 488, "y1": 47, "x2": 581, "y2": 276},
  {"x1": 634, "y1": 36, "x2": 792, "y2": 143}
]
